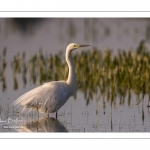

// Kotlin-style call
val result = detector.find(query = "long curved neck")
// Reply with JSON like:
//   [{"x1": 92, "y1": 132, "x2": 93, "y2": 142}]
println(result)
[{"x1": 66, "y1": 49, "x2": 76, "y2": 96}]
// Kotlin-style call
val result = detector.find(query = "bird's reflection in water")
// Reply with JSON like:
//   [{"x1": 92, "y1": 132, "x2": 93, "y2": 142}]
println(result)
[{"x1": 17, "y1": 117, "x2": 68, "y2": 132}]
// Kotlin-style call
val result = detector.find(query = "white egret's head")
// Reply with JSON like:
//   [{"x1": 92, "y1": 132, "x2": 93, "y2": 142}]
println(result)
[{"x1": 67, "y1": 43, "x2": 90, "y2": 51}]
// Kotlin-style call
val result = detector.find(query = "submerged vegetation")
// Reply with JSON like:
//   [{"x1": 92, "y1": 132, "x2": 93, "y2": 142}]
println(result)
[
  {"x1": 0, "y1": 47, "x2": 7, "y2": 92},
  {"x1": 1, "y1": 41, "x2": 150, "y2": 105}
]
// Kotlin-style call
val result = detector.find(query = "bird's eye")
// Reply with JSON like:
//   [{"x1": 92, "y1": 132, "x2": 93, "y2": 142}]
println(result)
[{"x1": 74, "y1": 45, "x2": 76, "y2": 47}]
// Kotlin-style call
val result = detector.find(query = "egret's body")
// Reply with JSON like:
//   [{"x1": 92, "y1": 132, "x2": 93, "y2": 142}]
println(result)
[{"x1": 13, "y1": 43, "x2": 90, "y2": 118}]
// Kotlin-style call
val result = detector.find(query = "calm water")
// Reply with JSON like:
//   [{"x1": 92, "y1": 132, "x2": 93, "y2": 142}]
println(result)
[
  {"x1": 0, "y1": 18, "x2": 150, "y2": 132},
  {"x1": 0, "y1": 92, "x2": 150, "y2": 132}
]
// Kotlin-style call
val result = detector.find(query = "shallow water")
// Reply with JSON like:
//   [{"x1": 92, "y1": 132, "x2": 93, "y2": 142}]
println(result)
[{"x1": 0, "y1": 89, "x2": 150, "y2": 132}]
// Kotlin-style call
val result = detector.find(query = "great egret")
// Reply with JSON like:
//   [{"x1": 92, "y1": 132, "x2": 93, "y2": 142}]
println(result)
[{"x1": 13, "y1": 43, "x2": 90, "y2": 119}]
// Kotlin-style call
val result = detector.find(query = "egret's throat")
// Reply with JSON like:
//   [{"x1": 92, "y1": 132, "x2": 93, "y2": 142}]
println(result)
[{"x1": 66, "y1": 49, "x2": 76, "y2": 96}]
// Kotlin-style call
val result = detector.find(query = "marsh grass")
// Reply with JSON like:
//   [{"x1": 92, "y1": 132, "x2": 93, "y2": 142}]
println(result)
[{"x1": 0, "y1": 47, "x2": 7, "y2": 92}]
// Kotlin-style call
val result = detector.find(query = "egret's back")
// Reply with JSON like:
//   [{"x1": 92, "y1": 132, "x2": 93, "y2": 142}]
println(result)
[{"x1": 13, "y1": 81, "x2": 71, "y2": 114}]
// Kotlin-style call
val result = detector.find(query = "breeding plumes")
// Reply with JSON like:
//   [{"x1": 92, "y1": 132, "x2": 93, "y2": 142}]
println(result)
[{"x1": 13, "y1": 43, "x2": 90, "y2": 118}]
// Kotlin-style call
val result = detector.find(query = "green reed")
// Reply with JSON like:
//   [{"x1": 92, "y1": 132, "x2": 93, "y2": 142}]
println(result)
[{"x1": 0, "y1": 47, "x2": 7, "y2": 92}]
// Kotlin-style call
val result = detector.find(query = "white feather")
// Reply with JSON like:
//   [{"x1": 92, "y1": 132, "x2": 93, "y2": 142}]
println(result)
[{"x1": 13, "y1": 81, "x2": 70, "y2": 113}]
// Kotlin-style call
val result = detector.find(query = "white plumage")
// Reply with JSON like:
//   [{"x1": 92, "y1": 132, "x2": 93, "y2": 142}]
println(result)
[
  {"x1": 13, "y1": 81, "x2": 70, "y2": 114},
  {"x1": 13, "y1": 43, "x2": 90, "y2": 118}
]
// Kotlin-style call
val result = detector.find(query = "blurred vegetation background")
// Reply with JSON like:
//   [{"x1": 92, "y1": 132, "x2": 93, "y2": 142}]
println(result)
[{"x1": 1, "y1": 18, "x2": 150, "y2": 106}]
